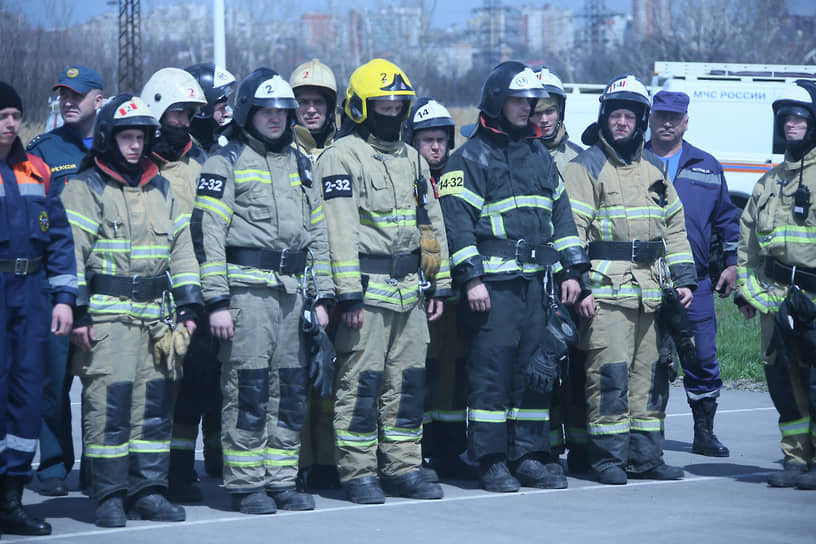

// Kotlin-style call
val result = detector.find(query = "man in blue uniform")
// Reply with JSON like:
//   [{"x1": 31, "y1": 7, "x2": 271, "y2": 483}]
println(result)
[
  {"x1": 0, "y1": 81, "x2": 76, "y2": 536},
  {"x1": 646, "y1": 90, "x2": 740, "y2": 457},
  {"x1": 26, "y1": 65, "x2": 103, "y2": 497}
]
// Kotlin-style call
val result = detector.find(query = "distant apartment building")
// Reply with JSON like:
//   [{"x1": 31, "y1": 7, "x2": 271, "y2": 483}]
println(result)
[
  {"x1": 469, "y1": 0, "x2": 524, "y2": 65},
  {"x1": 522, "y1": 4, "x2": 574, "y2": 54},
  {"x1": 632, "y1": 0, "x2": 671, "y2": 38}
]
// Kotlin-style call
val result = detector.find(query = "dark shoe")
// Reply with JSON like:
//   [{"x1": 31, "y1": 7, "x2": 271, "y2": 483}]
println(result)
[
  {"x1": 231, "y1": 491, "x2": 277, "y2": 514},
  {"x1": 513, "y1": 458, "x2": 568, "y2": 489},
  {"x1": 167, "y1": 479, "x2": 203, "y2": 503},
  {"x1": 478, "y1": 458, "x2": 520, "y2": 493},
  {"x1": 795, "y1": 469, "x2": 816, "y2": 490},
  {"x1": 629, "y1": 464, "x2": 684, "y2": 481},
  {"x1": 343, "y1": 476, "x2": 385, "y2": 504},
  {"x1": 126, "y1": 492, "x2": 186, "y2": 522},
  {"x1": 204, "y1": 450, "x2": 223, "y2": 479},
  {"x1": 305, "y1": 464, "x2": 341, "y2": 490},
  {"x1": 381, "y1": 470, "x2": 444, "y2": 499},
  {"x1": 38, "y1": 477, "x2": 69, "y2": 497},
  {"x1": 419, "y1": 465, "x2": 440, "y2": 483},
  {"x1": 96, "y1": 495, "x2": 127, "y2": 528},
  {"x1": 267, "y1": 489, "x2": 315, "y2": 511},
  {"x1": 0, "y1": 476, "x2": 52, "y2": 535},
  {"x1": 690, "y1": 397, "x2": 730, "y2": 457},
  {"x1": 768, "y1": 462, "x2": 807, "y2": 488},
  {"x1": 597, "y1": 466, "x2": 627, "y2": 485}
]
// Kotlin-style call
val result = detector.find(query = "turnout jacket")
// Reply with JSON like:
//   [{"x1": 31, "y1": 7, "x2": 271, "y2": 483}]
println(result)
[
  {"x1": 61, "y1": 157, "x2": 202, "y2": 322},
  {"x1": 1, "y1": 138, "x2": 76, "y2": 306},
  {"x1": 563, "y1": 130, "x2": 696, "y2": 311},
  {"x1": 192, "y1": 131, "x2": 333, "y2": 309},
  {"x1": 314, "y1": 130, "x2": 452, "y2": 312},
  {"x1": 439, "y1": 117, "x2": 588, "y2": 286},
  {"x1": 645, "y1": 139, "x2": 740, "y2": 280},
  {"x1": 736, "y1": 146, "x2": 816, "y2": 313},
  {"x1": 151, "y1": 142, "x2": 207, "y2": 229},
  {"x1": 294, "y1": 124, "x2": 337, "y2": 163},
  {"x1": 544, "y1": 124, "x2": 583, "y2": 174}
]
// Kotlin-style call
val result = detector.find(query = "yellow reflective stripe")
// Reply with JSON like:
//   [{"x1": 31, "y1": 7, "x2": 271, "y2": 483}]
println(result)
[
  {"x1": 66, "y1": 209, "x2": 100, "y2": 234},
  {"x1": 195, "y1": 195, "x2": 233, "y2": 222}
]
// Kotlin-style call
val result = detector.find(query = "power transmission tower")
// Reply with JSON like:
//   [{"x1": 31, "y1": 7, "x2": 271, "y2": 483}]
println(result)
[{"x1": 118, "y1": 0, "x2": 142, "y2": 93}]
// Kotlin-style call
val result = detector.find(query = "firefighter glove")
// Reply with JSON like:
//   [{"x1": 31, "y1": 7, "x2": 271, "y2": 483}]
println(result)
[
  {"x1": 526, "y1": 345, "x2": 560, "y2": 394},
  {"x1": 419, "y1": 224, "x2": 441, "y2": 279}
]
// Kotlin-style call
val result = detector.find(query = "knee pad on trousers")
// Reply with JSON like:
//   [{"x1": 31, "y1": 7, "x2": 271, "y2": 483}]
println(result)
[
  {"x1": 647, "y1": 361, "x2": 670, "y2": 412},
  {"x1": 105, "y1": 382, "x2": 133, "y2": 445},
  {"x1": 143, "y1": 379, "x2": 174, "y2": 440},
  {"x1": 278, "y1": 366, "x2": 308, "y2": 431},
  {"x1": 765, "y1": 364, "x2": 803, "y2": 422},
  {"x1": 237, "y1": 367, "x2": 270, "y2": 433},
  {"x1": 600, "y1": 362, "x2": 628, "y2": 416},
  {"x1": 396, "y1": 367, "x2": 425, "y2": 429},
  {"x1": 349, "y1": 370, "x2": 383, "y2": 434}
]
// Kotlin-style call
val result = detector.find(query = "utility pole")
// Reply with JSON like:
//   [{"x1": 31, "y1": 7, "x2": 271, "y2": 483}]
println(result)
[{"x1": 118, "y1": 0, "x2": 142, "y2": 93}]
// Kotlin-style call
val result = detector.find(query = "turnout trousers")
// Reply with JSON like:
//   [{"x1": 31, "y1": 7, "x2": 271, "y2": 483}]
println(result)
[
  {"x1": 72, "y1": 319, "x2": 175, "y2": 502},
  {"x1": 169, "y1": 322, "x2": 221, "y2": 481},
  {"x1": 423, "y1": 301, "x2": 468, "y2": 461},
  {"x1": 760, "y1": 312, "x2": 816, "y2": 466},
  {"x1": 218, "y1": 286, "x2": 308, "y2": 493},
  {"x1": 333, "y1": 304, "x2": 429, "y2": 482},
  {"x1": 462, "y1": 277, "x2": 552, "y2": 463},
  {"x1": 581, "y1": 301, "x2": 670, "y2": 474}
]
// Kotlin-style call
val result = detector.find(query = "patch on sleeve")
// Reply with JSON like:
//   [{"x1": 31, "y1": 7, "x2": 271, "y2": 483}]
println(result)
[
  {"x1": 196, "y1": 174, "x2": 226, "y2": 198},
  {"x1": 437, "y1": 170, "x2": 465, "y2": 197},
  {"x1": 321, "y1": 175, "x2": 353, "y2": 199}
]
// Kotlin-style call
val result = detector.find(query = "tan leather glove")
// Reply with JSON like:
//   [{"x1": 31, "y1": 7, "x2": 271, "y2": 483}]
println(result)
[
  {"x1": 419, "y1": 223, "x2": 441, "y2": 279},
  {"x1": 152, "y1": 326, "x2": 191, "y2": 381}
]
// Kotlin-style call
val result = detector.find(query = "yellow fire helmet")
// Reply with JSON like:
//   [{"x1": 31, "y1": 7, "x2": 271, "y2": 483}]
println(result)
[{"x1": 344, "y1": 58, "x2": 415, "y2": 124}]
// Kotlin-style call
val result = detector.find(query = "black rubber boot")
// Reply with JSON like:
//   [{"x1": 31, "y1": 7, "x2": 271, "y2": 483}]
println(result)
[
  {"x1": 343, "y1": 476, "x2": 385, "y2": 504},
  {"x1": 381, "y1": 470, "x2": 444, "y2": 499},
  {"x1": 267, "y1": 489, "x2": 315, "y2": 511},
  {"x1": 0, "y1": 475, "x2": 52, "y2": 535},
  {"x1": 126, "y1": 489, "x2": 186, "y2": 522},
  {"x1": 629, "y1": 464, "x2": 684, "y2": 480},
  {"x1": 96, "y1": 493, "x2": 127, "y2": 528},
  {"x1": 513, "y1": 456, "x2": 568, "y2": 489},
  {"x1": 597, "y1": 466, "x2": 627, "y2": 485},
  {"x1": 768, "y1": 462, "x2": 807, "y2": 488},
  {"x1": 231, "y1": 491, "x2": 277, "y2": 514},
  {"x1": 478, "y1": 455, "x2": 520, "y2": 493},
  {"x1": 795, "y1": 468, "x2": 816, "y2": 490},
  {"x1": 690, "y1": 397, "x2": 730, "y2": 457}
]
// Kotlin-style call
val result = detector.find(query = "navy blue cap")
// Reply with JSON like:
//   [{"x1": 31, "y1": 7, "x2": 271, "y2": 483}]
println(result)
[
  {"x1": 53, "y1": 65, "x2": 104, "y2": 94},
  {"x1": 652, "y1": 90, "x2": 689, "y2": 113}
]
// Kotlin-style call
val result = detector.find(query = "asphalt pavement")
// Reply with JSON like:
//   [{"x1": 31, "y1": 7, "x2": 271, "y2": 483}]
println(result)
[{"x1": 14, "y1": 384, "x2": 816, "y2": 543}]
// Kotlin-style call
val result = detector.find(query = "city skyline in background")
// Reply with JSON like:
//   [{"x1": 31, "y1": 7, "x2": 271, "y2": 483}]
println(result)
[{"x1": 14, "y1": 0, "x2": 816, "y2": 30}]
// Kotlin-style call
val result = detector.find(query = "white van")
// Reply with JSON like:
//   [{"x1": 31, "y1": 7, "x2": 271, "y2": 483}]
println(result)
[{"x1": 561, "y1": 62, "x2": 816, "y2": 208}]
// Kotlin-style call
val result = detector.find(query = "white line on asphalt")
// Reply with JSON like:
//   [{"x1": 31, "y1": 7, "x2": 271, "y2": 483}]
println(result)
[{"x1": 13, "y1": 470, "x2": 778, "y2": 542}]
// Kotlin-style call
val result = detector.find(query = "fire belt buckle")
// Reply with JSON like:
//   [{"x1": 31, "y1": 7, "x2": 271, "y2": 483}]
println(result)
[
  {"x1": 631, "y1": 238, "x2": 640, "y2": 262},
  {"x1": 14, "y1": 258, "x2": 30, "y2": 275},
  {"x1": 515, "y1": 239, "x2": 529, "y2": 263},
  {"x1": 130, "y1": 275, "x2": 143, "y2": 300},
  {"x1": 279, "y1": 248, "x2": 292, "y2": 275}
]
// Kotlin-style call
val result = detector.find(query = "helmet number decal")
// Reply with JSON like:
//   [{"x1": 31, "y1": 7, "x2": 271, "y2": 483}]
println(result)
[
  {"x1": 437, "y1": 170, "x2": 464, "y2": 197},
  {"x1": 197, "y1": 174, "x2": 226, "y2": 199},
  {"x1": 321, "y1": 175, "x2": 353, "y2": 200}
]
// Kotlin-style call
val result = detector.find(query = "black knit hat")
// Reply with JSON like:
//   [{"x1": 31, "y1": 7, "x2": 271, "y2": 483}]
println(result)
[{"x1": 0, "y1": 81, "x2": 23, "y2": 113}]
